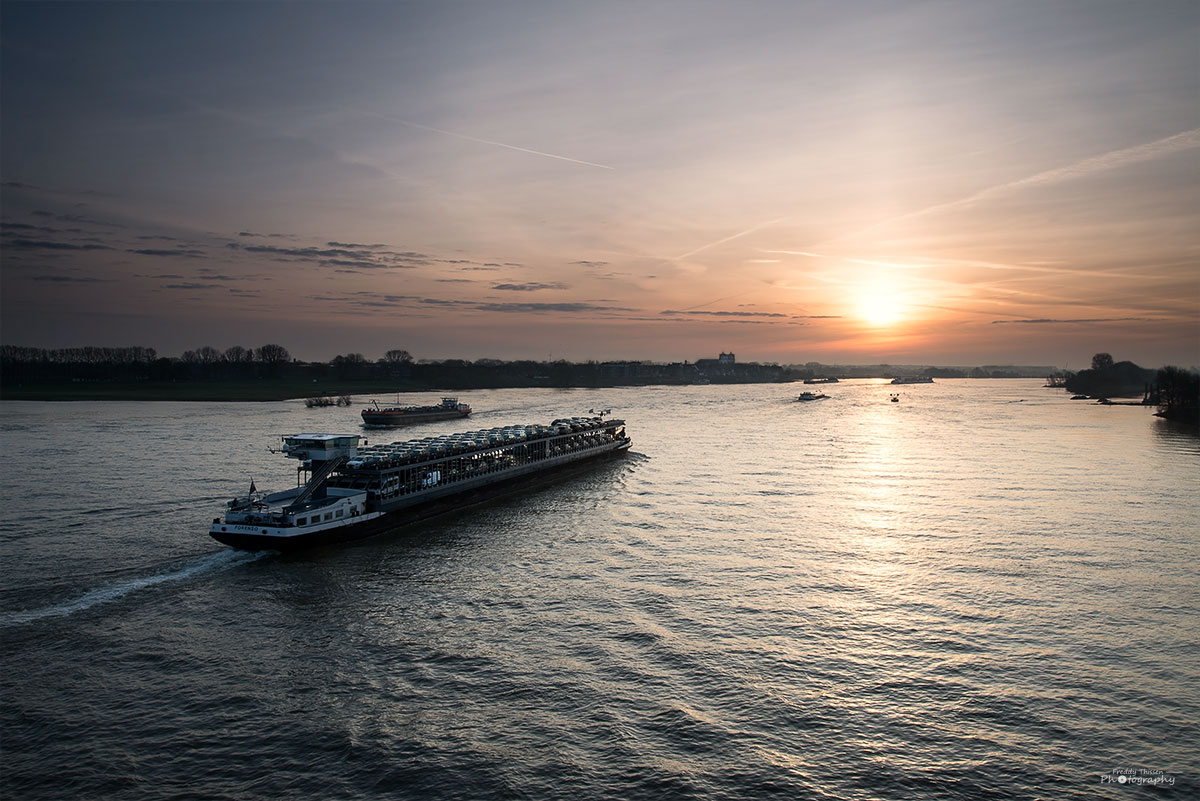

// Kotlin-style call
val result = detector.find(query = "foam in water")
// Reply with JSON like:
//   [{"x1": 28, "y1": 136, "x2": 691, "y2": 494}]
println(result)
[{"x1": 0, "y1": 549, "x2": 270, "y2": 627}]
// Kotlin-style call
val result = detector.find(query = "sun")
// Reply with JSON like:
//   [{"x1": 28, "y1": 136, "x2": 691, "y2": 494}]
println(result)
[{"x1": 856, "y1": 293, "x2": 904, "y2": 327}]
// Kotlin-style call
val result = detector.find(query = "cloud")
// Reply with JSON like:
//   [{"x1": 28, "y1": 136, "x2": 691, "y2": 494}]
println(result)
[
  {"x1": 31, "y1": 211, "x2": 124, "y2": 229},
  {"x1": 31, "y1": 275, "x2": 104, "y2": 283},
  {"x1": 226, "y1": 241, "x2": 426, "y2": 269},
  {"x1": 991, "y1": 317, "x2": 1157, "y2": 324},
  {"x1": 492, "y1": 282, "x2": 568, "y2": 291},
  {"x1": 323, "y1": 258, "x2": 390, "y2": 270},
  {"x1": 128, "y1": 248, "x2": 207, "y2": 258},
  {"x1": 475, "y1": 302, "x2": 633, "y2": 313},
  {"x1": 162, "y1": 283, "x2": 220, "y2": 290},
  {"x1": 1, "y1": 222, "x2": 59, "y2": 234},
  {"x1": 6, "y1": 239, "x2": 109, "y2": 251},
  {"x1": 661, "y1": 309, "x2": 788, "y2": 318},
  {"x1": 570, "y1": 260, "x2": 609, "y2": 268}
]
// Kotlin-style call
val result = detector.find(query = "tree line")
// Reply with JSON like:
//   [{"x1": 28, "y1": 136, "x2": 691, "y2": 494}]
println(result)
[
  {"x1": 1, "y1": 344, "x2": 793, "y2": 387},
  {"x1": 1155, "y1": 365, "x2": 1199, "y2": 425},
  {"x1": 1063, "y1": 352, "x2": 1198, "y2": 425},
  {"x1": 5, "y1": 346, "x2": 1195, "y2": 421},
  {"x1": 1, "y1": 343, "x2": 294, "y2": 382},
  {"x1": 0, "y1": 345, "x2": 161, "y2": 364}
]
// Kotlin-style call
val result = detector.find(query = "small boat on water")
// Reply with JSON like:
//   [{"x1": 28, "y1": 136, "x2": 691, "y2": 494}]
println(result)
[
  {"x1": 890, "y1": 376, "x2": 934, "y2": 385},
  {"x1": 361, "y1": 396, "x2": 471, "y2": 426},
  {"x1": 796, "y1": 391, "x2": 828, "y2": 401},
  {"x1": 890, "y1": 394, "x2": 900, "y2": 402},
  {"x1": 804, "y1": 377, "x2": 839, "y2": 384}
]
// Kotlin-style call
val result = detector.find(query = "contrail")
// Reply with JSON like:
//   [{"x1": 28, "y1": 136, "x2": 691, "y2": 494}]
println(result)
[
  {"x1": 676, "y1": 218, "x2": 784, "y2": 259},
  {"x1": 828, "y1": 127, "x2": 1200, "y2": 243},
  {"x1": 955, "y1": 127, "x2": 1200, "y2": 205},
  {"x1": 396, "y1": 119, "x2": 614, "y2": 170},
  {"x1": 765, "y1": 249, "x2": 1156, "y2": 281}
]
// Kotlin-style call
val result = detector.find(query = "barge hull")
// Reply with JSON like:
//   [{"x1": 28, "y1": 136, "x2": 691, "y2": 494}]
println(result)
[
  {"x1": 361, "y1": 409, "x2": 471, "y2": 425},
  {"x1": 210, "y1": 443, "x2": 629, "y2": 551}
]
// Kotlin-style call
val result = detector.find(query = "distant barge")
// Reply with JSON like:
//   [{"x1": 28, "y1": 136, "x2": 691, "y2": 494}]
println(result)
[
  {"x1": 210, "y1": 416, "x2": 631, "y2": 550},
  {"x1": 890, "y1": 376, "x2": 934, "y2": 385},
  {"x1": 361, "y1": 396, "x2": 471, "y2": 426}
]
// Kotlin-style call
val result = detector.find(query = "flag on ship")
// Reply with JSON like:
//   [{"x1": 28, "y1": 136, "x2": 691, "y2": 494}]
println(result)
[{"x1": 249, "y1": 479, "x2": 257, "y2": 495}]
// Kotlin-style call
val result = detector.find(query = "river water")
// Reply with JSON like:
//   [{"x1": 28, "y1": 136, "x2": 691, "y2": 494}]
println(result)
[{"x1": 1, "y1": 380, "x2": 1196, "y2": 799}]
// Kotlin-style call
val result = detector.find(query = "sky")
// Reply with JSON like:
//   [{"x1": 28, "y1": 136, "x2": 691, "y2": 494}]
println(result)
[{"x1": 2, "y1": 0, "x2": 1197, "y2": 367}]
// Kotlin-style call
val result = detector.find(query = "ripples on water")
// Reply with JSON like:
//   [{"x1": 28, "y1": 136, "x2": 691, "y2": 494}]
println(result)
[{"x1": 1, "y1": 382, "x2": 1197, "y2": 800}]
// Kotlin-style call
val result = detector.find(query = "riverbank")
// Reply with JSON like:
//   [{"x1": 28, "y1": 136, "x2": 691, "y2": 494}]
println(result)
[
  {"x1": 0, "y1": 376, "x2": 780, "y2": 401},
  {"x1": 0, "y1": 379, "x2": 422, "y2": 402}
]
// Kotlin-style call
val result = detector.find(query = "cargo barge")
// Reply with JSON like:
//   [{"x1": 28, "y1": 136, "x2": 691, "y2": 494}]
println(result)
[
  {"x1": 210, "y1": 415, "x2": 631, "y2": 550},
  {"x1": 361, "y1": 396, "x2": 471, "y2": 426}
]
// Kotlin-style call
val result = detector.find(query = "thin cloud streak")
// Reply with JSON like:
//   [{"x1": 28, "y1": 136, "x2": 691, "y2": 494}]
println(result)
[
  {"x1": 828, "y1": 128, "x2": 1200, "y2": 245},
  {"x1": 992, "y1": 317, "x2": 1160, "y2": 325},
  {"x1": 676, "y1": 219, "x2": 783, "y2": 260},
  {"x1": 767, "y1": 249, "x2": 1159, "y2": 282},
  {"x1": 388, "y1": 118, "x2": 614, "y2": 170},
  {"x1": 970, "y1": 128, "x2": 1200, "y2": 202}
]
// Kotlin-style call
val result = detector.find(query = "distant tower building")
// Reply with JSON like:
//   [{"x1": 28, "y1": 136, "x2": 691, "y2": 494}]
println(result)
[{"x1": 718, "y1": 352, "x2": 735, "y2": 365}]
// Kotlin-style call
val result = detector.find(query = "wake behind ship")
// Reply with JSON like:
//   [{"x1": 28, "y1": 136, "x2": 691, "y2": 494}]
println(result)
[{"x1": 210, "y1": 415, "x2": 631, "y2": 550}]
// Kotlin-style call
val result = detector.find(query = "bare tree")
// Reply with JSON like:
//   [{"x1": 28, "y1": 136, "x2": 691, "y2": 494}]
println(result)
[
  {"x1": 383, "y1": 349, "x2": 413, "y2": 364},
  {"x1": 256, "y1": 344, "x2": 290, "y2": 364},
  {"x1": 197, "y1": 346, "x2": 221, "y2": 364}
]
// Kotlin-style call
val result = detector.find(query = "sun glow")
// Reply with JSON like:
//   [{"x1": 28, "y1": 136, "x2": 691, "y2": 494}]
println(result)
[{"x1": 856, "y1": 292, "x2": 904, "y2": 327}]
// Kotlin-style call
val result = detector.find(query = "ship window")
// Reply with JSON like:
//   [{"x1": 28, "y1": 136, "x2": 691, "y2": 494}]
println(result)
[
  {"x1": 296, "y1": 517, "x2": 307, "y2": 525},
  {"x1": 325, "y1": 512, "x2": 333, "y2": 521},
  {"x1": 336, "y1": 509, "x2": 343, "y2": 517}
]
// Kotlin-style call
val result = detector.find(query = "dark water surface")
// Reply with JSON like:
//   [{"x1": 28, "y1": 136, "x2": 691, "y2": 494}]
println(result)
[{"x1": 2, "y1": 381, "x2": 1197, "y2": 799}]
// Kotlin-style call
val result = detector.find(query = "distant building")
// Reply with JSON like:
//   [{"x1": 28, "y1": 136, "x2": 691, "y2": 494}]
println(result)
[{"x1": 695, "y1": 353, "x2": 737, "y2": 376}]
